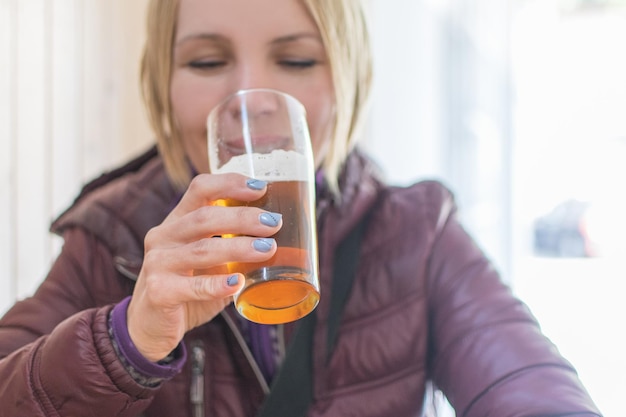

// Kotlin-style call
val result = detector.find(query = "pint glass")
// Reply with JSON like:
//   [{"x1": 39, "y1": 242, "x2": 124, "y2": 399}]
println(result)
[{"x1": 207, "y1": 89, "x2": 320, "y2": 324}]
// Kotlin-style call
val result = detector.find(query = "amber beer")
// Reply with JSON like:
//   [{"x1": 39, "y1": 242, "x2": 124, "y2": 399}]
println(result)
[
  {"x1": 217, "y1": 179, "x2": 319, "y2": 324},
  {"x1": 208, "y1": 89, "x2": 320, "y2": 324}
]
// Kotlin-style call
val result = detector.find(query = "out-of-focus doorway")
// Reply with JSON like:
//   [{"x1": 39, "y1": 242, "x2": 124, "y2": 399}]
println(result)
[{"x1": 511, "y1": 1, "x2": 626, "y2": 416}]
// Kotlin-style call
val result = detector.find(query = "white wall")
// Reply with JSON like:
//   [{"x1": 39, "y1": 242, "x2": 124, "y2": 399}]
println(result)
[
  {"x1": 365, "y1": 0, "x2": 448, "y2": 185},
  {"x1": 366, "y1": 0, "x2": 513, "y2": 279},
  {"x1": 0, "y1": 0, "x2": 151, "y2": 314}
]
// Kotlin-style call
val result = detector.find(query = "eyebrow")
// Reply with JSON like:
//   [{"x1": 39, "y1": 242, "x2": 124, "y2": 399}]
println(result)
[
  {"x1": 270, "y1": 33, "x2": 323, "y2": 45},
  {"x1": 175, "y1": 32, "x2": 322, "y2": 47},
  {"x1": 175, "y1": 33, "x2": 228, "y2": 47}
]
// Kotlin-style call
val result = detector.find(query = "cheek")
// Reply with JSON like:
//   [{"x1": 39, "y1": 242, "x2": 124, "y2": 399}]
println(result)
[
  {"x1": 171, "y1": 75, "x2": 209, "y2": 135},
  {"x1": 170, "y1": 74, "x2": 216, "y2": 173}
]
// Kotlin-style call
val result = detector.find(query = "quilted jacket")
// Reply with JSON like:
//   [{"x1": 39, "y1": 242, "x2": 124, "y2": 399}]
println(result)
[{"x1": 0, "y1": 147, "x2": 602, "y2": 417}]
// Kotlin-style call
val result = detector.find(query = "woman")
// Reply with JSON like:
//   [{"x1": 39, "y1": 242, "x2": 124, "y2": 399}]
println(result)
[{"x1": 0, "y1": 0, "x2": 602, "y2": 416}]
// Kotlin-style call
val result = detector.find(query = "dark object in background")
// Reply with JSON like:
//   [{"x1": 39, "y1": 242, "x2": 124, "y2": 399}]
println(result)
[{"x1": 533, "y1": 199, "x2": 592, "y2": 258}]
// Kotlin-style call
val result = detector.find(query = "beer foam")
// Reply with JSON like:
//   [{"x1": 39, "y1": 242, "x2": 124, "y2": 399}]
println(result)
[{"x1": 215, "y1": 149, "x2": 310, "y2": 181}]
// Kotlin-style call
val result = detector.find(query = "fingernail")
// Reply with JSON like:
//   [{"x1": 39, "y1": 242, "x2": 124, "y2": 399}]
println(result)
[
  {"x1": 259, "y1": 212, "x2": 282, "y2": 227},
  {"x1": 227, "y1": 274, "x2": 239, "y2": 287},
  {"x1": 253, "y1": 238, "x2": 275, "y2": 253},
  {"x1": 246, "y1": 179, "x2": 267, "y2": 190}
]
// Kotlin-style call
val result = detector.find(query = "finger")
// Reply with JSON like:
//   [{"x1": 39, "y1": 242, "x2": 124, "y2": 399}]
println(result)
[
  {"x1": 147, "y1": 206, "x2": 282, "y2": 248},
  {"x1": 183, "y1": 272, "x2": 245, "y2": 302},
  {"x1": 143, "y1": 236, "x2": 278, "y2": 273},
  {"x1": 167, "y1": 173, "x2": 267, "y2": 221},
  {"x1": 140, "y1": 272, "x2": 244, "y2": 310}
]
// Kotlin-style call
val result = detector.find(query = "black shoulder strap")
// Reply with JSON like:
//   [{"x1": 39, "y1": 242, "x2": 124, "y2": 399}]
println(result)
[{"x1": 256, "y1": 217, "x2": 367, "y2": 417}]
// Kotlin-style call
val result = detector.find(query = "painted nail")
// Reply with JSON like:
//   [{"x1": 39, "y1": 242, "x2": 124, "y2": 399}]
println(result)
[
  {"x1": 227, "y1": 274, "x2": 239, "y2": 287},
  {"x1": 253, "y1": 238, "x2": 275, "y2": 253},
  {"x1": 259, "y1": 212, "x2": 282, "y2": 227},
  {"x1": 246, "y1": 179, "x2": 267, "y2": 190}
]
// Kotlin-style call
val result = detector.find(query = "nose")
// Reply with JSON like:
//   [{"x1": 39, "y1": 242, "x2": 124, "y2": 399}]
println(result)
[
  {"x1": 225, "y1": 89, "x2": 283, "y2": 121},
  {"x1": 235, "y1": 58, "x2": 276, "y2": 92}
]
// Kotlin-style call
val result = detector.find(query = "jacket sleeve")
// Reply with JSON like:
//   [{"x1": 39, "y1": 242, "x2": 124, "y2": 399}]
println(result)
[
  {"x1": 0, "y1": 229, "x2": 157, "y2": 416},
  {"x1": 425, "y1": 184, "x2": 602, "y2": 417}
]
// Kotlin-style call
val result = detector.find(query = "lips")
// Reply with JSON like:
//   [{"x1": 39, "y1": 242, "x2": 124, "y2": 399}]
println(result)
[{"x1": 220, "y1": 134, "x2": 292, "y2": 155}]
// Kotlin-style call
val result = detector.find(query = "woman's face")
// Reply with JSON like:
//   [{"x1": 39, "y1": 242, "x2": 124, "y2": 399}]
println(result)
[{"x1": 171, "y1": 0, "x2": 335, "y2": 174}]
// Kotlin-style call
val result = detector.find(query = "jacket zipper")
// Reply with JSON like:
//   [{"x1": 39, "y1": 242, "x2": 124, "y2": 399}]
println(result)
[
  {"x1": 189, "y1": 315, "x2": 277, "y2": 417},
  {"x1": 220, "y1": 311, "x2": 271, "y2": 395},
  {"x1": 190, "y1": 341, "x2": 206, "y2": 417}
]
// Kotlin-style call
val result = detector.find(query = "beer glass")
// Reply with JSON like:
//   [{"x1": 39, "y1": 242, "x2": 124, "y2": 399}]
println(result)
[{"x1": 207, "y1": 89, "x2": 320, "y2": 324}]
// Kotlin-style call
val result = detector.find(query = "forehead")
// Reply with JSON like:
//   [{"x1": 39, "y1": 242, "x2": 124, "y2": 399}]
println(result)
[{"x1": 175, "y1": 0, "x2": 319, "y2": 41}]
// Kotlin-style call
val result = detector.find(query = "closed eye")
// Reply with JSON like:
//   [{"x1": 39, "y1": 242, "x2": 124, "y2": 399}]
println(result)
[
  {"x1": 188, "y1": 60, "x2": 227, "y2": 70},
  {"x1": 279, "y1": 59, "x2": 317, "y2": 69}
]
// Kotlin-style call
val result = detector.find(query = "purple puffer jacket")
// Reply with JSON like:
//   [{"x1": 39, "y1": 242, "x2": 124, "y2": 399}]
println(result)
[{"x1": 0, "y1": 147, "x2": 602, "y2": 417}]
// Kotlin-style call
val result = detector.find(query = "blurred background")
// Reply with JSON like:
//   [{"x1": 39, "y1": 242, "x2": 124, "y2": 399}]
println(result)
[{"x1": 1, "y1": 0, "x2": 625, "y2": 415}]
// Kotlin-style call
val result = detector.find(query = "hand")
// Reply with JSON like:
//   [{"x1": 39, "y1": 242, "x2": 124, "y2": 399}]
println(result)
[{"x1": 126, "y1": 173, "x2": 281, "y2": 362}]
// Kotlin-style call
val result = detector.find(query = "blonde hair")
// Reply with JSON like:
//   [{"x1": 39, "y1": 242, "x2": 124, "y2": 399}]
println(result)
[{"x1": 140, "y1": 0, "x2": 373, "y2": 193}]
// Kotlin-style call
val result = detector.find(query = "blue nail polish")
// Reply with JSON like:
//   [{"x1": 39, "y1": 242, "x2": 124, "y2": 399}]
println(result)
[
  {"x1": 227, "y1": 274, "x2": 239, "y2": 287},
  {"x1": 260, "y1": 212, "x2": 282, "y2": 227},
  {"x1": 253, "y1": 238, "x2": 274, "y2": 253},
  {"x1": 246, "y1": 179, "x2": 267, "y2": 190}
]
